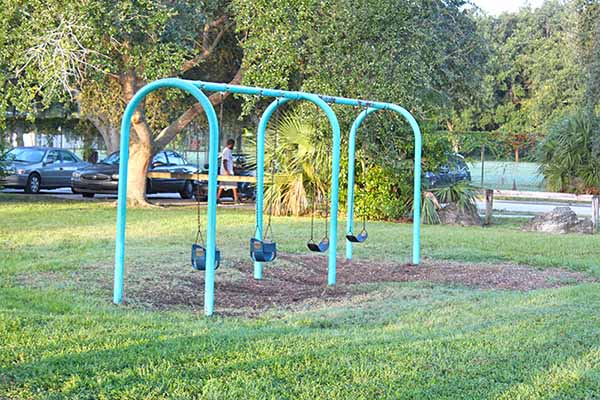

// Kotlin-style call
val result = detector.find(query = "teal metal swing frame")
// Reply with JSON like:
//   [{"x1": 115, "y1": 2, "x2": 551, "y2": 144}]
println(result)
[{"x1": 113, "y1": 78, "x2": 422, "y2": 316}]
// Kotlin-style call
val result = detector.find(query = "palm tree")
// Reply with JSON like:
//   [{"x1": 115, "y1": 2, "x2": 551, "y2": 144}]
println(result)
[
  {"x1": 537, "y1": 112, "x2": 600, "y2": 194},
  {"x1": 246, "y1": 111, "x2": 333, "y2": 216}
]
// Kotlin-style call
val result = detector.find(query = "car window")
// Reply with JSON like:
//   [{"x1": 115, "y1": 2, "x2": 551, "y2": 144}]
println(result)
[
  {"x1": 2, "y1": 148, "x2": 46, "y2": 163},
  {"x1": 167, "y1": 151, "x2": 185, "y2": 165},
  {"x1": 100, "y1": 152, "x2": 120, "y2": 165},
  {"x1": 60, "y1": 151, "x2": 78, "y2": 163},
  {"x1": 46, "y1": 150, "x2": 60, "y2": 164},
  {"x1": 152, "y1": 152, "x2": 168, "y2": 165}
]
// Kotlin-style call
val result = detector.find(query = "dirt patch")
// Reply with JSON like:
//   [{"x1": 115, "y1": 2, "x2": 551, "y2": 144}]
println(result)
[
  {"x1": 115, "y1": 253, "x2": 594, "y2": 316},
  {"x1": 17, "y1": 253, "x2": 594, "y2": 316}
]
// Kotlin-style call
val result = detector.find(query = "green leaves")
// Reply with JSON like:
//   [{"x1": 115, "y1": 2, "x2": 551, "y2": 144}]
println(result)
[
  {"x1": 476, "y1": 2, "x2": 585, "y2": 134},
  {"x1": 1, "y1": 0, "x2": 229, "y2": 123},
  {"x1": 537, "y1": 111, "x2": 600, "y2": 193}
]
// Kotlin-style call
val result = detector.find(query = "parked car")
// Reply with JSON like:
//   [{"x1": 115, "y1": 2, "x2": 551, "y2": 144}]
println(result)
[
  {"x1": 0, "y1": 147, "x2": 90, "y2": 193},
  {"x1": 194, "y1": 153, "x2": 256, "y2": 200},
  {"x1": 71, "y1": 150, "x2": 199, "y2": 198},
  {"x1": 424, "y1": 154, "x2": 471, "y2": 189}
]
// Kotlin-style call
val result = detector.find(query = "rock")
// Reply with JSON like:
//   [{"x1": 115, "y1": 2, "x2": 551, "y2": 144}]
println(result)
[
  {"x1": 437, "y1": 203, "x2": 482, "y2": 226},
  {"x1": 522, "y1": 206, "x2": 594, "y2": 234}
]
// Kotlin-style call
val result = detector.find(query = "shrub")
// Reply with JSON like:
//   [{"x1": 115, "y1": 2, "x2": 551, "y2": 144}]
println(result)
[
  {"x1": 353, "y1": 163, "x2": 412, "y2": 221},
  {"x1": 245, "y1": 111, "x2": 331, "y2": 216},
  {"x1": 537, "y1": 112, "x2": 600, "y2": 194},
  {"x1": 421, "y1": 181, "x2": 479, "y2": 225}
]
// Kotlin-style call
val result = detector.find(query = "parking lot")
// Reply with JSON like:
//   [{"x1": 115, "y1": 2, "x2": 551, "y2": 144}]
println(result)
[{"x1": 0, "y1": 188, "x2": 253, "y2": 208}]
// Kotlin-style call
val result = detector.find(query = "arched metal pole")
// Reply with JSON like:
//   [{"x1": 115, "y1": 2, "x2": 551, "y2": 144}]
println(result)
[
  {"x1": 113, "y1": 78, "x2": 220, "y2": 316},
  {"x1": 253, "y1": 95, "x2": 342, "y2": 285},
  {"x1": 253, "y1": 97, "x2": 291, "y2": 279},
  {"x1": 385, "y1": 104, "x2": 422, "y2": 265},
  {"x1": 345, "y1": 104, "x2": 422, "y2": 264},
  {"x1": 346, "y1": 106, "x2": 378, "y2": 260}
]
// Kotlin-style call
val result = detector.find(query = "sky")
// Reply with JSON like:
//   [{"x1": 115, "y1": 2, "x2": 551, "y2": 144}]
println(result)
[{"x1": 472, "y1": 0, "x2": 547, "y2": 15}]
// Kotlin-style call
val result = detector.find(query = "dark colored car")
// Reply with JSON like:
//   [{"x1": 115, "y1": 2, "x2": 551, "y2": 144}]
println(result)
[
  {"x1": 71, "y1": 150, "x2": 199, "y2": 198},
  {"x1": 194, "y1": 153, "x2": 256, "y2": 200},
  {"x1": 0, "y1": 147, "x2": 90, "y2": 193},
  {"x1": 424, "y1": 154, "x2": 471, "y2": 189}
]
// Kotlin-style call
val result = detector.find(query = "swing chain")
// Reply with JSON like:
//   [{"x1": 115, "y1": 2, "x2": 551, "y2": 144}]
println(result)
[
  {"x1": 360, "y1": 106, "x2": 369, "y2": 231},
  {"x1": 324, "y1": 192, "x2": 329, "y2": 239},
  {"x1": 309, "y1": 193, "x2": 316, "y2": 242},
  {"x1": 264, "y1": 98, "x2": 280, "y2": 241},
  {"x1": 195, "y1": 123, "x2": 204, "y2": 245},
  {"x1": 196, "y1": 92, "x2": 225, "y2": 245}
]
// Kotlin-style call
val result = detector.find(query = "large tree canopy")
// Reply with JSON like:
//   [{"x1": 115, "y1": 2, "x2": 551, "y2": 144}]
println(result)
[
  {"x1": 2, "y1": 0, "x2": 599, "y2": 205},
  {"x1": 233, "y1": 0, "x2": 485, "y2": 169},
  {"x1": 1, "y1": 0, "x2": 240, "y2": 205},
  {"x1": 575, "y1": 0, "x2": 600, "y2": 112},
  {"x1": 234, "y1": 0, "x2": 484, "y2": 117}
]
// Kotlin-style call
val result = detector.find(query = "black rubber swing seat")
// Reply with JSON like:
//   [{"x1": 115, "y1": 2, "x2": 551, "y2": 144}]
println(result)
[
  {"x1": 250, "y1": 238, "x2": 277, "y2": 262},
  {"x1": 346, "y1": 230, "x2": 368, "y2": 243},
  {"x1": 307, "y1": 238, "x2": 329, "y2": 253},
  {"x1": 191, "y1": 244, "x2": 221, "y2": 271}
]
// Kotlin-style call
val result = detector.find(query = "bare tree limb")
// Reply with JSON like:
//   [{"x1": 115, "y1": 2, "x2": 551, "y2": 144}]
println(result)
[
  {"x1": 181, "y1": 15, "x2": 230, "y2": 73},
  {"x1": 153, "y1": 68, "x2": 243, "y2": 151}
]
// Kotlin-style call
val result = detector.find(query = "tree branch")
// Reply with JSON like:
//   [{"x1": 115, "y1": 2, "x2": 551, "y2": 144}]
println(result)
[
  {"x1": 181, "y1": 15, "x2": 230, "y2": 73},
  {"x1": 153, "y1": 68, "x2": 243, "y2": 151}
]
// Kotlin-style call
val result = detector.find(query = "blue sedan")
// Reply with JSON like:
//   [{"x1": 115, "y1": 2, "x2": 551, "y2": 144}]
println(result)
[{"x1": 1, "y1": 147, "x2": 90, "y2": 193}]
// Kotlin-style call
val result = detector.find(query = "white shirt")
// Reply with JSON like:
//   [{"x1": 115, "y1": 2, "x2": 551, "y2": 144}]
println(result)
[{"x1": 220, "y1": 146, "x2": 234, "y2": 175}]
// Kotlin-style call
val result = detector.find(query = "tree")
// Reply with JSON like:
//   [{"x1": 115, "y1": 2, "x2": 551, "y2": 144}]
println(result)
[
  {"x1": 537, "y1": 112, "x2": 600, "y2": 193},
  {"x1": 233, "y1": 0, "x2": 485, "y2": 162},
  {"x1": 232, "y1": 0, "x2": 481, "y2": 219},
  {"x1": 1, "y1": 0, "x2": 241, "y2": 205},
  {"x1": 474, "y1": 2, "x2": 582, "y2": 159},
  {"x1": 575, "y1": 0, "x2": 600, "y2": 112}
]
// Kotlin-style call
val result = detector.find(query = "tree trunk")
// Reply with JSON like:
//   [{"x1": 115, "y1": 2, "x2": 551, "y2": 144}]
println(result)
[
  {"x1": 121, "y1": 71, "x2": 154, "y2": 206},
  {"x1": 446, "y1": 121, "x2": 459, "y2": 153},
  {"x1": 14, "y1": 120, "x2": 25, "y2": 146},
  {"x1": 87, "y1": 115, "x2": 120, "y2": 153},
  {"x1": 126, "y1": 141, "x2": 152, "y2": 207},
  {"x1": 107, "y1": 126, "x2": 120, "y2": 153},
  {"x1": 514, "y1": 146, "x2": 520, "y2": 163}
]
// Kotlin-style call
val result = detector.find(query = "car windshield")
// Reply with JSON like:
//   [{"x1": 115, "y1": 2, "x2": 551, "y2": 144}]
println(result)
[
  {"x1": 1, "y1": 148, "x2": 46, "y2": 163},
  {"x1": 100, "y1": 152, "x2": 120, "y2": 165}
]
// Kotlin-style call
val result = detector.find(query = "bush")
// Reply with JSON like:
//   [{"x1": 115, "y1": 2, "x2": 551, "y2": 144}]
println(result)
[
  {"x1": 353, "y1": 164, "x2": 411, "y2": 221},
  {"x1": 421, "y1": 181, "x2": 479, "y2": 225},
  {"x1": 245, "y1": 111, "x2": 331, "y2": 216},
  {"x1": 537, "y1": 112, "x2": 600, "y2": 194}
]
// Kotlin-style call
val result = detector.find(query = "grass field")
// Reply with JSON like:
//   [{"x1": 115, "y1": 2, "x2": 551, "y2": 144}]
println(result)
[{"x1": 2, "y1": 195, "x2": 600, "y2": 399}]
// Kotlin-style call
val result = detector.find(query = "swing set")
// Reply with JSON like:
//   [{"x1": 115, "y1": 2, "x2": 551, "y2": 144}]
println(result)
[{"x1": 113, "y1": 78, "x2": 422, "y2": 316}]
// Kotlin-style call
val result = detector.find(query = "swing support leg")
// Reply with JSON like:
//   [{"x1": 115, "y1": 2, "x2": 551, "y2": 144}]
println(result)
[
  {"x1": 254, "y1": 95, "x2": 341, "y2": 286},
  {"x1": 254, "y1": 98, "x2": 291, "y2": 279},
  {"x1": 113, "y1": 79, "x2": 220, "y2": 316},
  {"x1": 345, "y1": 104, "x2": 422, "y2": 265},
  {"x1": 346, "y1": 108, "x2": 375, "y2": 260}
]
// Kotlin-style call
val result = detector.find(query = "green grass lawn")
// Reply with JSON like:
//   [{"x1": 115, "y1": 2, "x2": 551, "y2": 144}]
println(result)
[{"x1": 2, "y1": 195, "x2": 600, "y2": 399}]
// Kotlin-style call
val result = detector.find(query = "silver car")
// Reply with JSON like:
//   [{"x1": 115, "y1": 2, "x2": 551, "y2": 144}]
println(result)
[{"x1": 1, "y1": 147, "x2": 90, "y2": 193}]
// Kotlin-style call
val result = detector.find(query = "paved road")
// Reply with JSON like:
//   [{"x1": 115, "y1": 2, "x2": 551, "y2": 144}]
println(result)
[{"x1": 476, "y1": 199, "x2": 592, "y2": 217}]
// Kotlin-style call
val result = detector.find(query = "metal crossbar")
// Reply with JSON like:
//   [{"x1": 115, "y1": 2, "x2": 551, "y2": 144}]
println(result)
[{"x1": 113, "y1": 78, "x2": 423, "y2": 317}]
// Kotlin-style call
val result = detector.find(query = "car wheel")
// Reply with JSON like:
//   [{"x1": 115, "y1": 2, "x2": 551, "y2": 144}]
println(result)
[
  {"x1": 25, "y1": 173, "x2": 41, "y2": 194},
  {"x1": 179, "y1": 180, "x2": 194, "y2": 199},
  {"x1": 82, "y1": 193, "x2": 95, "y2": 198}
]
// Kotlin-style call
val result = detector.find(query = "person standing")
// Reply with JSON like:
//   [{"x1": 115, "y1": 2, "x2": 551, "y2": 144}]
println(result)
[{"x1": 217, "y1": 138, "x2": 240, "y2": 204}]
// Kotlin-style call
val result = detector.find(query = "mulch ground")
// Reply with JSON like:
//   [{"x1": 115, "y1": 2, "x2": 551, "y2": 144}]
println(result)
[{"x1": 120, "y1": 253, "x2": 595, "y2": 316}]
